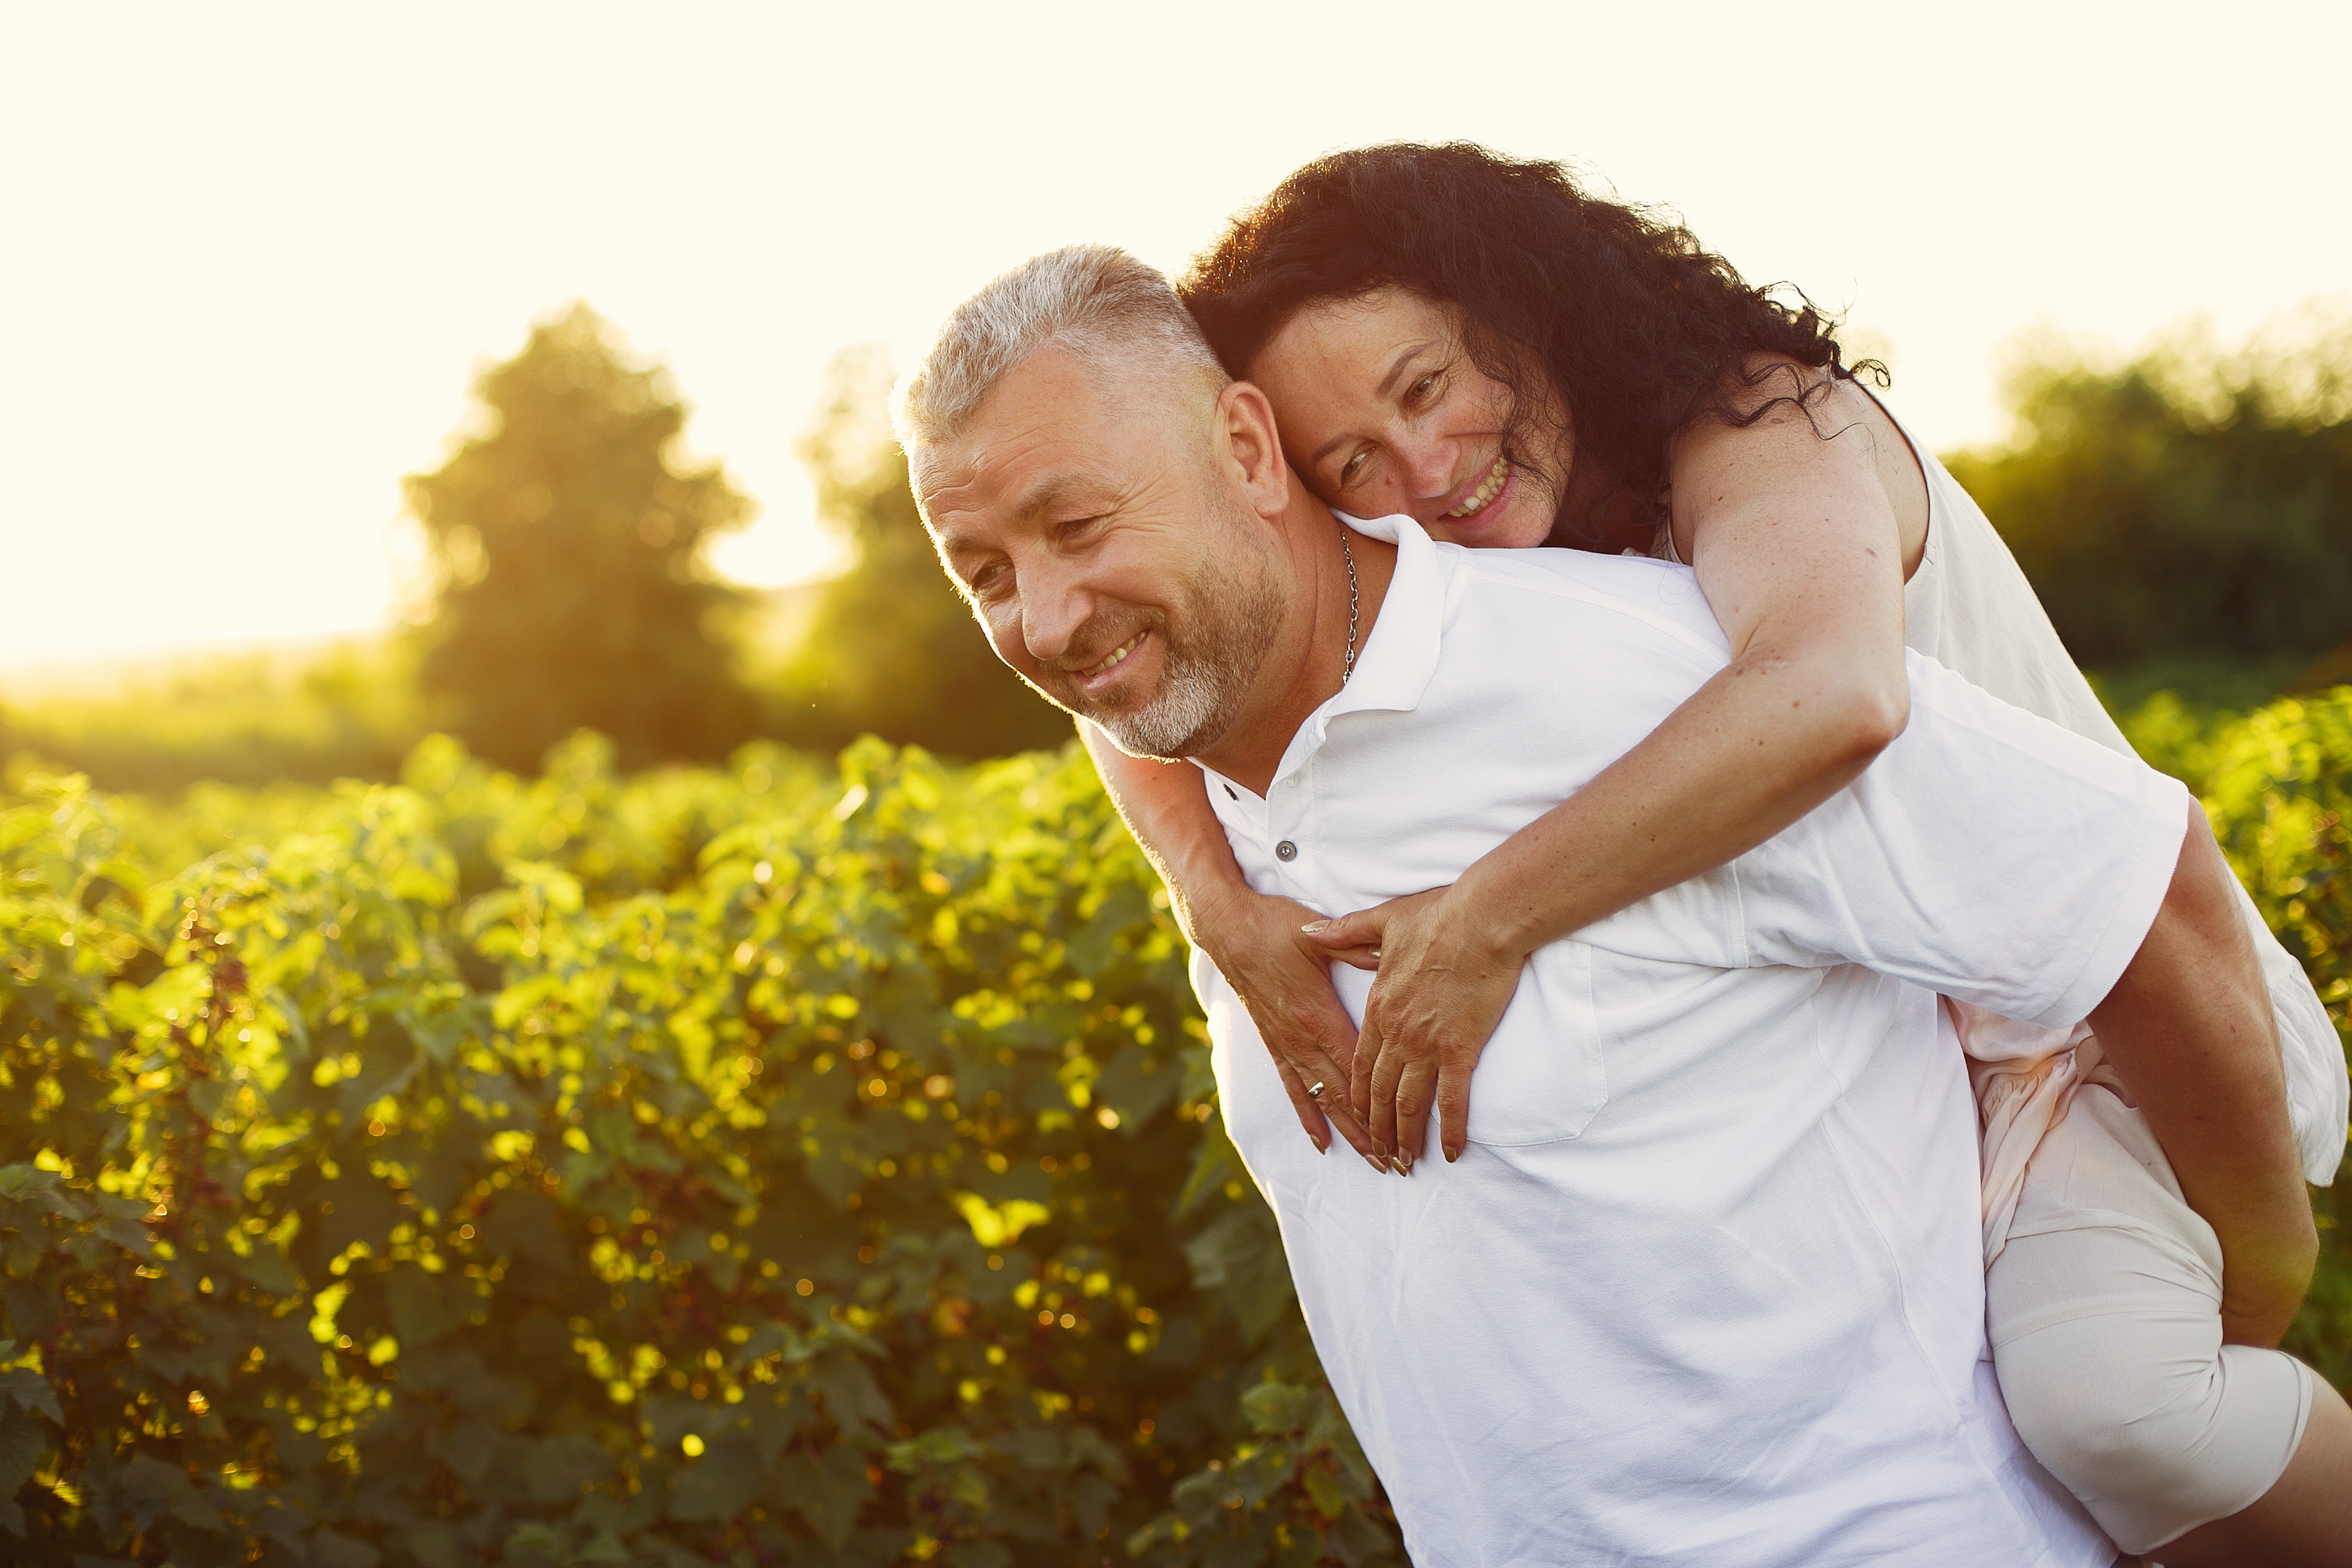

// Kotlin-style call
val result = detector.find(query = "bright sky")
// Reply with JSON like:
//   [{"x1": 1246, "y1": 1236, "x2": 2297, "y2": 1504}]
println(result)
[{"x1": 4, "y1": 1, "x2": 2346, "y2": 671}]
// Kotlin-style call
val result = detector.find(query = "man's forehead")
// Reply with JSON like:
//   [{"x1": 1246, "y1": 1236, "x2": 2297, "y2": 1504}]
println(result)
[
  {"x1": 917, "y1": 351, "x2": 1166, "y2": 526},
  {"x1": 918, "y1": 427, "x2": 1120, "y2": 529}
]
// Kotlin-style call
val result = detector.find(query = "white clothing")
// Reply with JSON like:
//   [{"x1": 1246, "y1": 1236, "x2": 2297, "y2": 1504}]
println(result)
[
  {"x1": 1876, "y1": 407, "x2": 2331, "y2": 1544},
  {"x1": 1988, "y1": 1086, "x2": 2316, "y2": 1551},
  {"x1": 1656, "y1": 397, "x2": 2348, "y2": 1250},
  {"x1": 1194, "y1": 515, "x2": 2189, "y2": 1567},
  {"x1": 1884, "y1": 400, "x2": 2348, "y2": 1256}
]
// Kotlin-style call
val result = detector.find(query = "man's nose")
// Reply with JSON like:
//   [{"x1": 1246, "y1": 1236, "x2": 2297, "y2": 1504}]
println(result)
[{"x1": 1018, "y1": 562, "x2": 1091, "y2": 664}]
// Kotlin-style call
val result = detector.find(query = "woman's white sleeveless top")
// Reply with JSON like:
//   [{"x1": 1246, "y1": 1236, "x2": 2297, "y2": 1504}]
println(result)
[
  {"x1": 1878, "y1": 397, "x2": 2345, "y2": 1258},
  {"x1": 1895, "y1": 415, "x2": 2129, "y2": 756}
]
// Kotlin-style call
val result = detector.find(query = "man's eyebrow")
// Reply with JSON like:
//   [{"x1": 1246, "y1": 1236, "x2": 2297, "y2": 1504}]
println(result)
[
  {"x1": 1009, "y1": 471, "x2": 1111, "y2": 524},
  {"x1": 931, "y1": 526, "x2": 984, "y2": 579},
  {"x1": 1307, "y1": 340, "x2": 1435, "y2": 468}
]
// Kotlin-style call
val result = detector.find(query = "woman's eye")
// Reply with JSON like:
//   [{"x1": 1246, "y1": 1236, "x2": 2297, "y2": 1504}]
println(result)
[
  {"x1": 1407, "y1": 372, "x2": 1440, "y2": 407},
  {"x1": 1338, "y1": 450, "x2": 1370, "y2": 488}
]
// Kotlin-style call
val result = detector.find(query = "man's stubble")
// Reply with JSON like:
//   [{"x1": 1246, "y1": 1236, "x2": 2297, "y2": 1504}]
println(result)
[{"x1": 1060, "y1": 503, "x2": 1285, "y2": 763}]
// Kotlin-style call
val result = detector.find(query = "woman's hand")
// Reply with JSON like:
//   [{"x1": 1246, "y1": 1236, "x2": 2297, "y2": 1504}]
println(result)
[
  {"x1": 1193, "y1": 886, "x2": 1387, "y2": 1171},
  {"x1": 1305, "y1": 884, "x2": 1525, "y2": 1169}
]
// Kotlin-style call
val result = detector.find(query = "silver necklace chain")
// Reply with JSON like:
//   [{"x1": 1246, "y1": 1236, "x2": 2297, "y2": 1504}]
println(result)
[{"x1": 1338, "y1": 524, "x2": 1360, "y2": 686}]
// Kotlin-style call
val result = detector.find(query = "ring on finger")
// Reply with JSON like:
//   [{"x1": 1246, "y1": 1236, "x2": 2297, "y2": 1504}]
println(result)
[{"x1": 1307, "y1": 1081, "x2": 1326, "y2": 1099}]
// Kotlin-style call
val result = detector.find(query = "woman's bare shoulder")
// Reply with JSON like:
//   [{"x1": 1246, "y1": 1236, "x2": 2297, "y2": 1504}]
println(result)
[{"x1": 1668, "y1": 355, "x2": 1928, "y2": 576}]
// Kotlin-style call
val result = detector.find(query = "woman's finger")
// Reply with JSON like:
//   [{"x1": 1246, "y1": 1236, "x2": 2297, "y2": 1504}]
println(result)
[
  {"x1": 1437, "y1": 1048, "x2": 1474, "y2": 1163},
  {"x1": 1365, "y1": 1026, "x2": 1409, "y2": 1167},
  {"x1": 1270, "y1": 1055, "x2": 1331, "y2": 1154},
  {"x1": 1271, "y1": 1042, "x2": 1387, "y2": 1170},
  {"x1": 1301, "y1": 905, "x2": 1387, "y2": 952},
  {"x1": 1349, "y1": 992, "x2": 1387, "y2": 1133},
  {"x1": 1393, "y1": 1055, "x2": 1442, "y2": 1169}
]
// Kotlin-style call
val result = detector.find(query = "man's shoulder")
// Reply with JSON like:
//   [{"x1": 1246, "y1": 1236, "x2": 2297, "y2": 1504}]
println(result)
[{"x1": 1434, "y1": 543, "x2": 1731, "y2": 666}]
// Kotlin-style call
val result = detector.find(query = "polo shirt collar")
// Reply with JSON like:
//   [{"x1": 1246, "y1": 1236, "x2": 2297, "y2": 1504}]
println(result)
[
  {"x1": 1199, "y1": 509, "x2": 1448, "y2": 801},
  {"x1": 1320, "y1": 509, "x2": 1444, "y2": 722}
]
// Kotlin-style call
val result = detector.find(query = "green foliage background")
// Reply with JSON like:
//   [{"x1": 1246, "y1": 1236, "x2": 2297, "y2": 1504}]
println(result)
[
  {"x1": 1950, "y1": 310, "x2": 2352, "y2": 683},
  {"x1": 1, "y1": 734, "x2": 1395, "y2": 1567},
  {"x1": 5, "y1": 682, "x2": 2352, "y2": 1565},
  {"x1": 407, "y1": 306, "x2": 759, "y2": 773}
]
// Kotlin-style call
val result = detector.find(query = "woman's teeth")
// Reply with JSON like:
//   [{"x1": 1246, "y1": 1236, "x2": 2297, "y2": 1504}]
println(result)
[
  {"x1": 1444, "y1": 456, "x2": 1511, "y2": 519},
  {"x1": 1084, "y1": 633, "x2": 1143, "y2": 679}
]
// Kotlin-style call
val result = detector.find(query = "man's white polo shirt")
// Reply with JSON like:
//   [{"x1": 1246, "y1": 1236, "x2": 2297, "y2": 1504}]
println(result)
[{"x1": 1190, "y1": 514, "x2": 2189, "y2": 1568}]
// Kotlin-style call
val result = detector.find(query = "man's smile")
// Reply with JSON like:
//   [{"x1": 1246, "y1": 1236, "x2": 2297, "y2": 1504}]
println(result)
[{"x1": 1068, "y1": 629, "x2": 1151, "y2": 698}]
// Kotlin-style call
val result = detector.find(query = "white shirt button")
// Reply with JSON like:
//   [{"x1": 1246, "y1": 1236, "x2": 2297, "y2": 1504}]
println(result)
[{"x1": 1275, "y1": 841, "x2": 1297, "y2": 861}]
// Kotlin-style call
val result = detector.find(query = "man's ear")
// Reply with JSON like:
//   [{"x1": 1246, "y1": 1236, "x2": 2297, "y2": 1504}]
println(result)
[{"x1": 1217, "y1": 380, "x2": 1291, "y2": 518}]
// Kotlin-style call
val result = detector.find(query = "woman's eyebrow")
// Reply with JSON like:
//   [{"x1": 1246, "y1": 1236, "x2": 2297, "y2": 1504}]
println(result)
[{"x1": 1374, "y1": 340, "x2": 1437, "y2": 399}]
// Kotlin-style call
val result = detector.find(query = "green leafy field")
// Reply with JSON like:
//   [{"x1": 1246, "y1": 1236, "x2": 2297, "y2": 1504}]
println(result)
[{"x1": 4, "y1": 696, "x2": 2350, "y2": 1566}]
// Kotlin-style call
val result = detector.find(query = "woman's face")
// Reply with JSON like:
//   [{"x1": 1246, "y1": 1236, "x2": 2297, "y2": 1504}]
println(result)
[{"x1": 1249, "y1": 287, "x2": 1570, "y2": 549}]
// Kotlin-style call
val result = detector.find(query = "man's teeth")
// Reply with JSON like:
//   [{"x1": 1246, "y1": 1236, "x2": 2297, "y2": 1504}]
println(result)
[
  {"x1": 1084, "y1": 634, "x2": 1143, "y2": 678},
  {"x1": 1444, "y1": 456, "x2": 1511, "y2": 518}
]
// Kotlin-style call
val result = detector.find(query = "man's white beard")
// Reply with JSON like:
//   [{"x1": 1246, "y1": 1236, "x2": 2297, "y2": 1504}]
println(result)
[
  {"x1": 1071, "y1": 528, "x2": 1283, "y2": 762},
  {"x1": 1092, "y1": 649, "x2": 1229, "y2": 761}
]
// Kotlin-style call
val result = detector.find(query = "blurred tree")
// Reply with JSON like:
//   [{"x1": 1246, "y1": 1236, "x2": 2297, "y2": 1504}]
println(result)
[
  {"x1": 408, "y1": 303, "x2": 757, "y2": 772},
  {"x1": 1948, "y1": 309, "x2": 2352, "y2": 677},
  {"x1": 773, "y1": 347, "x2": 1071, "y2": 758}
]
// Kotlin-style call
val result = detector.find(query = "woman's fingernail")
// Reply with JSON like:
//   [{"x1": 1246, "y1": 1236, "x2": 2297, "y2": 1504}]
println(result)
[
  {"x1": 1299, "y1": 920, "x2": 1330, "y2": 934},
  {"x1": 1444, "y1": 1144, "x2": 1461, "y2": 1163},
  {"x1": 1389, "y1": 1156, "x2": 1410, "y2": 1176},
  {"x1": 1313, "y1": 1137, "x2": 1328, "y2": 1155},
  {"x1": 1363, "y1": 1153, "x2": 1388, "y2": 1175}
]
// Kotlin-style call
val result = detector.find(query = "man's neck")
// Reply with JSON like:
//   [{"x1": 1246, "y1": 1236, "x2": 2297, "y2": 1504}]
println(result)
[{"x1": 1193, "y1": 493, "x2": 1397, "y2": 796}]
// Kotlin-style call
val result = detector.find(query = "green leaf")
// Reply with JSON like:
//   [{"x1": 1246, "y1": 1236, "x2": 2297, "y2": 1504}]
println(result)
[
  {"x1": 387, "y1": 1268, "x2": 475, "y2": 1350},
  {"x1": 116, "y1": 1451, "x2": 197, "y2": 1532},
  {"x1": 311, "y1": 1529, "x2": 383, "y2": 1568},
  {"x1": 666, "y1": 1429, "x2": 762, "y2": 1523},
  {"x1": 885, "y1": 1424, "x2": 983, "y2": 1473},
  {"x1": 520, "y1": 1433, "x2": 609, "y2": 1505},
  {"x1": 0, "y1": 1408, "x2": 48, "y2": 1499},
  {"x1": 1238, "y1": 1383, "x2": 1319, "y2": 1437},
  {"x1": 0, "y1": 1368, "x2": 61, "y2": 1425},
  {"x1": 779, "y1": 1444, "x2": 873, "y2": 1549},
  {"x1": 1183, "y1": 1205, "x2": 1298, "y2": 1346}
]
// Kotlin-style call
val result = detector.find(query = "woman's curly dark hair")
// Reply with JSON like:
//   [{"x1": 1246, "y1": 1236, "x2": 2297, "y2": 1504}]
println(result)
[{"x1": 1177, "y1": 142, "x2": 1885, "y2": 547}]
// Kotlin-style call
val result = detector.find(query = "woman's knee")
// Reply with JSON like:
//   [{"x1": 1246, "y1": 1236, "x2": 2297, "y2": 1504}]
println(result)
[
  {"x1": 1998, "y1": 1326, "x2": 2311, "y2": 1552},
  {"x1": 1996, "y1": 1319, "x2": 2220, "y2": 1502}
]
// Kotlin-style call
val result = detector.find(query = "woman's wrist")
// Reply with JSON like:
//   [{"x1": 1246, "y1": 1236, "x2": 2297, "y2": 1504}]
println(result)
[{"x1": 1443, "y1": 861, "x2": 1549, "y2": 963}]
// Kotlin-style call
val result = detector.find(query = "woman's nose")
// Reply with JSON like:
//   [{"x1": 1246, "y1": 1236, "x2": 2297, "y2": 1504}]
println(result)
[{"x1": 1399, "y1": 443, "x2": 1455, "y2": 499}]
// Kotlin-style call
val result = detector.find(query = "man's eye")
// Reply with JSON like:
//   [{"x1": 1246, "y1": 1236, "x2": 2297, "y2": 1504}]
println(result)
[{"x1": 968, "y1": 563, "x2": 1010, "y2": 600}]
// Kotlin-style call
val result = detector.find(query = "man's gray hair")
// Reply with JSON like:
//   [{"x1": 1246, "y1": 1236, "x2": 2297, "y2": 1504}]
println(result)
[{"x1": 891, "y1": 244, "x2": 1229, "y2": 456}]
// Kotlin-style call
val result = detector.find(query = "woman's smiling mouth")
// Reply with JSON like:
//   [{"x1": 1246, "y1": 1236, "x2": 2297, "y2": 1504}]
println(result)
[{"x1": 1443, "y1": 455, "x2": 1511, "y2": 519}]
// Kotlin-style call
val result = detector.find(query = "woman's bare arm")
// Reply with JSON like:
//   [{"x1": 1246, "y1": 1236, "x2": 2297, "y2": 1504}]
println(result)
[
  {"x1": 1079, "y1": 722, "x2": 1385, "y2": 1167},
  {"x1": 1324, "y1": 377, "x2": 1922, "y2": 1165}
]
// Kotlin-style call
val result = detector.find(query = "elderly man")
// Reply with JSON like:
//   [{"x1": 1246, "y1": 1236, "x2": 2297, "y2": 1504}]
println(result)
[{"x1": 894, "y1": 246, "x2": 2330, "y2": 1566}]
